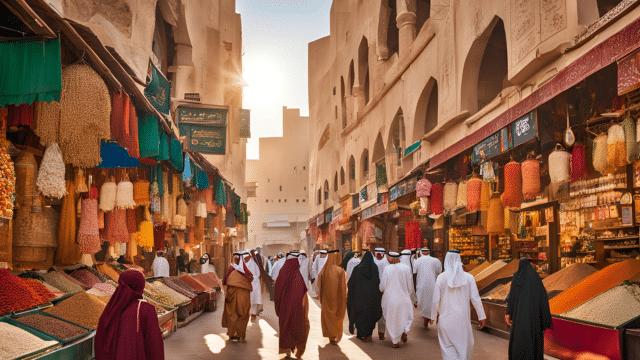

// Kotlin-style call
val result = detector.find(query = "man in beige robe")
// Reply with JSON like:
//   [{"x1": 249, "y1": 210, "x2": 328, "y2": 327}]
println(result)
[
  {"x1": 221, "y1": 252, "x2": 253, "y2": 343},
  {"x1": 318, "y1": 249, "x2": 348, "y2": 345}
]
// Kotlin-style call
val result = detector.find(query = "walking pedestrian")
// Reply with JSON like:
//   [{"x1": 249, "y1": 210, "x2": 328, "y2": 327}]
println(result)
[
  {"x1": 298, "y1": 251, "x2": 310, "y2": 291},
  {"x1": 347, "y1": 250, "x2": 382, "y2": 342},
  {"x1": 176, "y1": 249, "x2": 189, "y2": 275},
  {"x1": 199, "y1": 253, "x2": 216, "y2": 274},
  {"x1": 373, "y1": 247, "x2": 389, "y2": 340},
  {"x1": 152, "y1": 250, "x2": 169, "y2": 278},
  {"x1": 243, "y1": 251, "x2": 262, "y2": 319},
  {"x1": 318, "y1": 249, "x2": 347, "y2": 345},
  {"x1": 275, "y1": 254, "x2": 310, "y2": 359},
  {"x1": 95, "y1": 269, "x2": 164, "y2": 360},
  {"x1": 221, "y1": 252, "x2": 253, "y2": 343},
  {"x1": 505, "y1": 258, "x2": 552, "y2": 360},
  {"x1": 269, "y1": 252, "x2": 286, "y2": 282},
  {"x1": 345, "y1": 251, "x2": 362, "y2": 278},
  {"x1": 310, "y1": 249, "x2": 328, "y2": 297},
  {"x1": 414, "y1": 248, "x2": 442, "y2": 327},
  {"x1": 430, "y1": 250, "x2": 486, "y2": 360},
  {"x1": 379, "y1": 251, "x2": 416, "y2": 348}
]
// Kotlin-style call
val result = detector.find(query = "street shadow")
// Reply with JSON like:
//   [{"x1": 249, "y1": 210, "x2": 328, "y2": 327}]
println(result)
[{"x1": 317, "y1": 343, "x2": 350, "y2": 360}]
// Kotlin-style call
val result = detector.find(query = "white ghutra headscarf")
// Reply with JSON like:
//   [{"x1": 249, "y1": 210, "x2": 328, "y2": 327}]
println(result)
[{"x1": 443, "y1": 251, "x2": 466, "y2": 288}]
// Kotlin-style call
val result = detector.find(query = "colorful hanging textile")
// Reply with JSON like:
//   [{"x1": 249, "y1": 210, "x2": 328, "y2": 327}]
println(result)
[
  {"x1": 571, "y1": 144, "x2": 587, "y2": 182},
  {"x1": 405, "y1": 221, "x2": 422, "y2": 249},
  {"x1": 154, "y1": 222, "x2": 167, "y2": 251},
  {"x1": 204, "y1": 188, "x2": 215, "y2": 212},
  {"x1": 105, "y1": 209, "x2": 129, "y2": 244},
  {"x1": 238, "y1": 203, "x2": 248, "y2": 225},
  {"x1": 501, "y1": 160, "x2": 522, "y2": 210},
  {"x1": 78, "y1": 198, "x2": 101, "y2": 254},
  {"x1": 233, "y1": 192, "x2": 242, "y2": 218},
  {"x1": 56, "y1": 180, "x2": 81, "y2": 265},
  {"x1": 416, "y1": 178, "x2": 432, "y2": 198},
  {"x1": 126, "y1": 100, "x2": 140, "y2": 158},
  {"x1": 156, "y1": 129, "x2": 170, "y2": 161},
  {"x1": 169, "y1": 137, "x2": 184, "y2": 172},
  {"x1": 215, "y1": 176, "x2": 227, "y2": 206},
  {"x1": 0, "y1": 38, "x2": 62, "y2": 107},
  {"x1": 376, "y1": 163, "x2": 387, "y2": 187},
  {"x1": 195, "y1": 166, "x2": 210, "y2": 190},
  {"x1": 466, "y1": 177, "x2": 482, "y2": 212},
  {"x1": 6, "y1": 104, "x2": 34, "y2": 126},
  {"x1": 430, "y1": 183, "x2": 444, "y2": 215},
  {"x1": 521, "y1": 158, "x2": 541, "y2": 201},
  {"x1": 156, "y1": 165, "x2": 164, "y2": 197},
  {"x1": 479, "y1": 181, "x2": 491, "y2": 211},
  {"x1": 138, "y1": 112, "x2": 160, "y2": 158},
  {"x1": 183, "y1": 154, "x2": 192, "y2": 182}
]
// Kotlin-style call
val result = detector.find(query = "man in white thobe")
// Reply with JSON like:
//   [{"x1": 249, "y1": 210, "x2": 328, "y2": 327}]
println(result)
[
  {"x1": 311, "y1": 250, "x2": 328, "y2": 297},
  {"x1": 269, "y1": 252, "x2": 286, "y2": 282},
  {"x1": 414, "y1": 248, "x2": 442, "y2": 327},
  {"x1": 345, "y1": 252, "x2": 361, "y2": 277},
  {"x1": 243, "y1": 252, "x2": 262, "y2": 318},
  {"x1": 379, "y1": 251, "x2": 416, "y2": 348},
  {"x1": 200, "y1": 253, "x2": 216, "y2": 274},
  {"x1": 152, "y1": 250, "x2": 170, "y2": 277},
  {"x1": 373, "y1": 247, "x2": 389, "y2": 340},
  {"x1": 297, "y1": 251, "x2": 310, "y2": 286},
  {"x1": 430, "y1": 250, "x2": 486, "y2": 360}
]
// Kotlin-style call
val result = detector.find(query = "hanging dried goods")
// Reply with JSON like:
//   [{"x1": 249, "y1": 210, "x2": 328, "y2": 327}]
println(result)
[
  {"x1": 430, "y1": 183, "x2": 444, "y2": 215},
  {"x1": 443, "y1": 181, "x2": 458, "y2": 213},
  {"x1": 36, "y1": 143, "x2": 66, "y2": 199},
  {"x1": 607, "y1": 124, "x2": 627, "y2": 168},
  {"x1": 521, "y1": 158, "x2": 540, "y2": 201},
  {"x1": 133, "y1": 180, "x2": 150, "y2": 206},
  {"x1": 456, "y1": 180, "x2": 467, "y2": 209},
  {"x1": 99, "y1": 179, "x2": 117, "y2": 212},
  {"x1": 136, "y1": 220, "x2": 154, "y2": 248},
  {"x1": 33, "y1": 100, "x2": 60, "y2": 147},
  {"x1": 570, "y1": 144, "x2": 587, "y2": 182},
  {"x1": 501, "y1": 160, "x2": 522, "y2": 209},
  {"x1": 0, "y1": 141, "x2": 15, "y2": 217},
  {"x1": 592, "y1": 134, "x2": 608, "y2": 173},
  {"x1": 622, "y1": 116, "x2": 638, "y2": 162},
  {"x1": 78, "y1": 198, "x2": 101, "y2": 254},
  {"x1": 466, "y1": 177, "x2": 482, "y2": 212},
  {"x1": 116, "y1": 179, "x2": 136, "y2": 209},
  {"x1": 549, "y1": 144, "x2": 571, "y2": 183},
  {"x1": 487, "y1": 196, "x2": 505, "y2": 234}
]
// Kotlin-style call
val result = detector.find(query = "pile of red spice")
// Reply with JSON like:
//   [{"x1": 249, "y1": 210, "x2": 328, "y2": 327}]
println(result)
[{"x1": 0, "y1": 269, "x2": 55, "y2": 316}]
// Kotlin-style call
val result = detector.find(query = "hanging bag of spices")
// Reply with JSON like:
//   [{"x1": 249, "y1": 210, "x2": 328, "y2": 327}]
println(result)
[
  {"x1": 549, "y1": 144, "x2": 571, "y2": 183},
  {"x1": 487, "y1": 194, "x2": 505, "y2": 234},
  {"x1": 115, "y1": 173, "x2": 136, "y2": 210},
  {"x1": 467, "y1": 177, "x2": 482, "y2": 212},
  {"x1": 571, "y1": 144, "x2": 587, "y2": 182},
  {"x1": 133, "y1": 179, "x2": 150, "y2": 206},
  {"x1": 593, "y1": 134, "x2": 608, "y2": 173},
  {"x1": 443, "y1": 181, "x2": 458, "y2": 214},
  {"x1": 479, "y1": 181, "x2": 491, "y2": 211},
  {"x1": 501, "y1": 160, "x2": 522, "y2": 210},
  {"x1": 607, "y1": 124, "x2": 626, "y2": 169},
  {"x1": 456, "y1": 180, "x2": 468, "y2": 209},
  {"x1": 521, "y1": 156, "x2": 540, "y2": 201},
  {"x1": 430, "y1": 183, "x2": 443, "y2": 216},
  {"x1": 99, "y1": 177, "x2": 117, "y2": 212},
  {"x1": 105, "y1": 209, "x2": 129, "y2": 244},
  {"x1": 416, "y1": 178, "x2": 432, "y2": 215},
  {"x1": 78, "y1": 198, "x2": 101, "y2": 254},
  {"x1": 36, "y1": 143, "x2": 66, "y2": 199},
  {"x1": 622, "y1": 116, "x2": 638, "y2": 162},
  {"x1": 126, "y1": 208, "x2": 137, "y2": 234}
]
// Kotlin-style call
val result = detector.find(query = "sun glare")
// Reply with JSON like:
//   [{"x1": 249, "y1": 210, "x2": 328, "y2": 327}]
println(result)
[{"x1": 243, "y1": 60, "x2": 282, "y2": 105}]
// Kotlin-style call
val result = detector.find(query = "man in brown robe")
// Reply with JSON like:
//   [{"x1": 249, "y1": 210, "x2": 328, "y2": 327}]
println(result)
[
  {"x1": 317, "y1": 249, "x2": 347, "y2": 345},
  {"x1": 222, "y1": 252, "x2": 253, "y2": 343},
  {"x1": 275, "y1": 253, "x2": 310, "y2": 359}
]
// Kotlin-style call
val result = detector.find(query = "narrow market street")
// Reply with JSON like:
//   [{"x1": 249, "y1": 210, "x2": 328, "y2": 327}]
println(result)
[{"x1": 164, "y1": 291, "x2": 509, "y2": 359}]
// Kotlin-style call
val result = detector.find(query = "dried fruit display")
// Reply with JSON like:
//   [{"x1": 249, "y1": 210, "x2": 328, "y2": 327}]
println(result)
[
  {"x1": 179, "y1": 275, "x2": 210, "y2": 292},
  {"x1": 0, "y1": 140, "x2": 15, "y2": 218}
]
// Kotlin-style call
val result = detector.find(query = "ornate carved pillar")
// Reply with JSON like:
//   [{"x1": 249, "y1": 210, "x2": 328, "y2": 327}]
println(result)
[{"x1": 397, "y1": 0, "x2": 417, "y2": 60}]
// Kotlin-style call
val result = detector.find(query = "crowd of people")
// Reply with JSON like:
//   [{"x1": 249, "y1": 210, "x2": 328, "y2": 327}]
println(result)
[{"x1": 218, "y1": 246, "x2": 552, "y2": 360}]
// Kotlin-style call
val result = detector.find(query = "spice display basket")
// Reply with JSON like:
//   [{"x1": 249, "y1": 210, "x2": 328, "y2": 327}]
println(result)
[
  {"x1": 0, "y1": 317, "x2": 61, "y2": 360},
  {"x1": 8, "y1": 310, "x2": 93, "y2": 345},
  {"x1": 544, "y1": 314, "x2": 640, "y2": 360}
]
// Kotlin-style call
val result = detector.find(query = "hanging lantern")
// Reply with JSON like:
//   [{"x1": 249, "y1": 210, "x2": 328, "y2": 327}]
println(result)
[
  {"x1": 549, "y1": 144, "x2": 571, "y2": 183},
  {"x1": 443, "y1": 181, "x2": 458, "y2": 213},
  {"x1": 501, "y1": 160, "x2": 522, "y2": 209},
  {"x1": 430, "y1": 183, "x2": 443, "y2": 215},
  {"x1": 521, "y1": 158, "x2": 540, "y2": 201},
  {"x1": 479, "y1": 181, "x2": 491, "y2": 211},
  {"x1": 467, "y1": 177, "x2": 482, "y2": 212},
  {"x1": 99, "y1": 178, "x2": 117, "y2": 212},
  {"x1": 487, "y1": 194, "x2": 505, "y2": 234},
  {"x1": 116, "y1": 178, "x2": 136, "y2": 210},
  {"x1": 593, "y1": 134, "x2": 608, "y2": 173},
  {"x1": 571, "y1": 144, "x2": 587, "y2": 182},
  {"x1": 622, "y1": 117, "x2": 638, "y2": 162},
  {"x1": 607, "y1": 124, "x2": 626, "y2": 168},
  {"x1": 457, "y1": 180, "x2": 468, "y2": 209},
  {"x1": 133, "y1": 180, "x2": 150, "y2": 206}
]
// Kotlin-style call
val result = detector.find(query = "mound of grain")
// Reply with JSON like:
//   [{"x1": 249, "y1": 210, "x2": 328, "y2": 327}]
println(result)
[
  {"x1": 476, "y1": 260, "x2": 520, "y2": 292},
  {"x1": 562, "y1": 283, "x2": 640, "y2": 327},
  {"x1": 44, "y1": 292, "x2": 106, "y2": 329},
  {"x1": 468, "y1": 260, "x2": 493, "y2": 276},
  {"x1": 42, "y1": 271, "x2": 84, "y2": 294},
  {"x1": 543, "y1": 263, "x2": 597, "y2": 293},
  {"x1": 474, "y1": 260, "x2": 506, "y2": 282},
  {"x1": 0, "y1": 322, "x2": 58, "y2": 359}
]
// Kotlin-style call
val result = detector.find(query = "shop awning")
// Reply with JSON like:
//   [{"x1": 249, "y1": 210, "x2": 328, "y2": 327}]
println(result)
[
  {"x1": 0, "y1": 38, "x2": 61, "y2": 107},
  {"x1": 97, "y1": 141, "x2": 139, "y2": 168},
  {"x1": 429, "y1": 16, "x2": 640, "y2": 169},
  {"x1": 0, "y1": 0, "x2": 56, "y2": 38}
]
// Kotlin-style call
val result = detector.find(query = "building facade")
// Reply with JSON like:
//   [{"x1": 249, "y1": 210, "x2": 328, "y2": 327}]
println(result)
[
  {"x1": 246, "y1": 107, "x2": 310, "y2": 256},
  {"x1": 308, "y1": 0, "x2": 640, "y2": 251}
]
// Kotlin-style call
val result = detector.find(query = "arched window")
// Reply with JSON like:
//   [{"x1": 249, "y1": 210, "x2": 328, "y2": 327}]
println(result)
[
  {"x1": 387, "y1": 108, "x2": 405, "y2": 165},
  {"x1": 341, "y1": 77, "x2": 347, "y2": 128},
  {"x1": 461, "y1": 17, "x2": 510, "y2": 115},
  {"x1": 386, "y1": 0, "x2": 399, "y2": 57},
  {"x1": 348, "y1": 60, "x2": 355, "y2": 96},
  {"x1": 334, "y1": 172, "x2": 338, "y2": 192},
  {"x1": 324, "y1": 180, "x2": 329, "y2": 200},
  {"x1": 340, "y1": 167, "x2": 346, "y2": 185},
  {"x1": 349, "y1": 156, "x2": 356, "y2": 181},
  {"x1": 361, "y1": 149, "x2": 369, "y2": 184},
  {"x1": 414, "y1": 78, "x2": 438, "y2": 141},
  {"x1": 358, "y1": 37, "x2": 370, "y2": 105}
]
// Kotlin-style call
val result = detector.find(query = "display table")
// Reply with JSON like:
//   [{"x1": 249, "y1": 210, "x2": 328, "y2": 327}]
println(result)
[{"x1": 36, "y1": 332, "x2": 95, "y2": 360}]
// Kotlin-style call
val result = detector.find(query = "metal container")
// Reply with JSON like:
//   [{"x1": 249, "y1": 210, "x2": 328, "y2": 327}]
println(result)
[{"x1": 0, "y1": 317, "x2": 61, "y2": 360}]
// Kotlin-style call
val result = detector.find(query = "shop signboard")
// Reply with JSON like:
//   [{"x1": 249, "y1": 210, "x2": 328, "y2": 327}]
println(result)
[
  {"x1": 500, "y1": 127, "x2": 512, "y2": 151},
  {"x1": 511, "y1": 110, "x2": 537, "y2": 147},
  {"x1": 177, "y1": 106, "x2": 227, "y2": 126},
  {"x1": 331, "y1": 207, "x2": 342, "y2": 224},
  {"x1": 325, "y1": 209, "x2": 333, "y2": 224},
  {"x1": 471, "y1": 132, "x2": 501, "y2": 166},
  {"x1": 340, "y1": 197, "x2": 353, "y2": 225},
  {"x1": 177, "y1": 106, "x2": 228, "y2": 155},
  {"x1": 144, "y1": 60, "x2": 171, "y2": 114},
  {"x1": 404, "y1": 141, "x2": 421, "y2": 157},
  {"x1": 389, "y1": 176, "x2": 418, "y2": 201},
  {"x1": 317, "y1": 214, "x2": 325, "y2": 227}
]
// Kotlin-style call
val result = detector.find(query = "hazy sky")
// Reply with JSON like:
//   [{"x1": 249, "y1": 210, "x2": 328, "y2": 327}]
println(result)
[{"x1": 237, "y1": 0, "x2": 333, "y2": 159}]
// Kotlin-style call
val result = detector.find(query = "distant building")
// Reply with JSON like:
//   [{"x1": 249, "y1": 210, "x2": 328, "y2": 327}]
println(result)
[{"x1": 246, "y1": 107, "x2": 310, "y2": 256}]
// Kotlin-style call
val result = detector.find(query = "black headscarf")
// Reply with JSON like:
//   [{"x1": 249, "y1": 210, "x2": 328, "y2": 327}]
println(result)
[
  {"x1": 506, "y1": 258, "x2": 552, "y2": 360},
  {"x1": 342, "y1": 251, "x2": 355, "y2": 269},
  {"x1": 346, "y1": 251, "x2": 382, "y2": 338}
]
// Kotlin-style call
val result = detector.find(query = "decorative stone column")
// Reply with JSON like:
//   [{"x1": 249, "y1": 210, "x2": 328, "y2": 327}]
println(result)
[
  {"x1": 396, "y1": 0, "x2": 417, "y2": 60},
  {"x1": 353, "y1": 84, "x2": 366, "y2": 113}
]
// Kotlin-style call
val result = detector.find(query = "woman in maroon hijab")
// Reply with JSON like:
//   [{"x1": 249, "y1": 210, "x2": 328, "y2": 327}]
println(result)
[
  {"x1": 95, "y1": 269, "x2": 164, "y2": 360},
  {"x1": 274, "y1": 254, "x2": 309, "y2": 359}
]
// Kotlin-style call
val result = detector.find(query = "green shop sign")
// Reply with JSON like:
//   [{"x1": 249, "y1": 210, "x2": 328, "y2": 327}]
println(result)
[{"x1": 178, "y1": 106, "x2": 228, "y2": 155}]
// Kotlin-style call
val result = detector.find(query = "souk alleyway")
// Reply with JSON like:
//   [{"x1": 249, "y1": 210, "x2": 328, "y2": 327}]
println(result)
[{"x1": 164, "y1": 291, "x2": 510, "y2": 360}]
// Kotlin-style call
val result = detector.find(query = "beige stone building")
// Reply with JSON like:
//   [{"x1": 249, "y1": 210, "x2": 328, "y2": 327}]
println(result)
[
  {"x1": 308, "y1": 0, "x2": 640, "y2": 249},
  {"x1": 246, "y1": 107, "x2": 310, "y2": 256}
]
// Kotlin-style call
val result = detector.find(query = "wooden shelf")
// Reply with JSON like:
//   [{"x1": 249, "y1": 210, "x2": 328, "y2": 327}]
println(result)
[
  {"x1": 604, "y1": 245, "x2": 640, "y2": 250},
  {"x1": 595, "y1": 236, "x2": 639, "y2": 241},
  {"x1": 576, "y1": 251, "x2": 596, "y2": 254},
  {"x1": 593, "y1": 225, "x2": 637, "y2": 231}
]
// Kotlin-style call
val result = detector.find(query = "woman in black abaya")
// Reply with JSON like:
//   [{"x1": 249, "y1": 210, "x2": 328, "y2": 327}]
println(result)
[
  {"x1": 505, "y1": 258, "x2": 553, "y2": 360},
  {"x1": 346, "y1": 251, "x2": 382, "y2": 342}
]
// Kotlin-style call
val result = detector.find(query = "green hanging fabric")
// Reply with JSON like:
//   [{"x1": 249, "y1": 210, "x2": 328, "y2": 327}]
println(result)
[
  {"x1": 156, "y1": 165, "x2": 164, "y2": 197},
  {"x1": 215, "y1": 176, "x2": 226, "y2": 206},
  {"x1": 169, "y1": 137, "x2": 184, "y2": 172},
  {"x1": 0, "y1": 38, "x2": 62, "y2": 107},
  {"x1": 155, "y1": 129, "x2": 170, "y2": 161},
  {"x1": 138, "y1": 113, "x2": 160, "y2": 158},
  {"x1": 195, "y1": 166, "x2": 210, "y2": 190},
  {"x1": 238, "y1": 203, "x2": 248, "y2": 225},
  {"x1": 376, "y1": 163, "x2": 388, "y2": 187},
  {"x1": 233, "y1": 192, "x2": 242, "y2": 218}
]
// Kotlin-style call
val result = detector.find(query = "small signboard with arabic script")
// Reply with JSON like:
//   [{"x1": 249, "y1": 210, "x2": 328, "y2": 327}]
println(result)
[
  {"x1": 511, "y1": 110, "x2": 537, "y2": 147},
  {"x1": 179, "y1": 124, "x2": 226, "y2": 154},
  {"x1": 177, "y1": 106, "x2": 227, "y2": 126}
]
